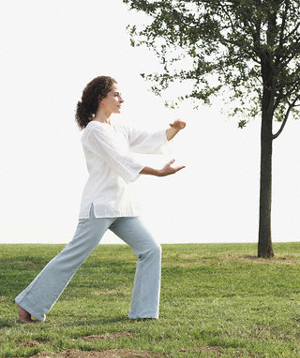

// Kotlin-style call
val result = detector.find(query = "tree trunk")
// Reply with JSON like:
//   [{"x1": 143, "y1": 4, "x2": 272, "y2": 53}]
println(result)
[
  {"x1": 258, "y1": 116, "x2": 274, "y2": 258},
  {"x1": 258, "y1": 71, "x2": 275, "y2": 258}
]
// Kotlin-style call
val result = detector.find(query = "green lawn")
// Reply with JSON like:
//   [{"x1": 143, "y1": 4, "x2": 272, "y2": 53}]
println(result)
[{"x1": 0, "y1": 242, "x2": 299, "y2": 358}]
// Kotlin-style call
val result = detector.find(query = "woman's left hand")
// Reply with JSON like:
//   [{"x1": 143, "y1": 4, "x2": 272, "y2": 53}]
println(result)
[
  {"x1": 169, "y1": 120, "x2": 186, "y2": 131},
  {"x1": 166, "y1": 120, "x2": 186, "y2": 141}
]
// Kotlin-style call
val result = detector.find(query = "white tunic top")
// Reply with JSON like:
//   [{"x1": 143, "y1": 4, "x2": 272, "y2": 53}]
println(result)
[{"x1": 79, "y1": 120, "x2": 169, "y2": 218}]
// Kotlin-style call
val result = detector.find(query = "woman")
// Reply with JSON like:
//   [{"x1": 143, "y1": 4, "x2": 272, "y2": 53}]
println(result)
[{"x1": 16, "y1": 75, "x2": 186, "y2": 323}]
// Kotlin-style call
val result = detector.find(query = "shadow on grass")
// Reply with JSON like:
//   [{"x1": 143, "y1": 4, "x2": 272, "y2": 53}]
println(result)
[
  {"x1": 0, "y1": 316, "x2": 132, "y2": 329},
  {"x1": 0, "y1": 318, "x2": 16, "y2": 328},
  {"x1": 57, "y1": 316, "x2": 130, "y2": 328}
]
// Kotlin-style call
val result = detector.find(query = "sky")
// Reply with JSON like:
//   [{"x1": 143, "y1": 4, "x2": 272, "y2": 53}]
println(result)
[{"x1": 0, "y1": 0, "x2": 299, "y2": 245}]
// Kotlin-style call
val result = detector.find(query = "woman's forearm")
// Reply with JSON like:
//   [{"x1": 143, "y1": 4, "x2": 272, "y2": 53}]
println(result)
[
  {"x1": 139, "y1": 166, "x2": 163, "y2": 177},
  {"x1": 140, "y1": 160, "x2": 185, "y2": 177},
  {"x1": 166, "y1": 127, "x2": 180, "y2": 141},
  {"x1": 166, "y1": 120, "x2": 186, "y2": 141}
]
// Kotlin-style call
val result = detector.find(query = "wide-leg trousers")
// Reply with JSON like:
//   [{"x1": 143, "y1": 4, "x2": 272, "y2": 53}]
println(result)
[{"x1": 15, "y1": 209, "x2": 161, "y2": 321}]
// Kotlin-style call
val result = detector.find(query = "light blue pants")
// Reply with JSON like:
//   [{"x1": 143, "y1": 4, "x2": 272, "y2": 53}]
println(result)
[{"x1": 15, "y1": 209, "x2": 161, "y2": 321}]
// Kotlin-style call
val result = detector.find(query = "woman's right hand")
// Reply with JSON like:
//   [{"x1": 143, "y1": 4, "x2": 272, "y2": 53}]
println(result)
[
  {"x1": 158, "y1": 159, "x2": 185, "y2": 177},
  {"x1": 140, "y1": 159, "x2": 185, "y2": 177}
]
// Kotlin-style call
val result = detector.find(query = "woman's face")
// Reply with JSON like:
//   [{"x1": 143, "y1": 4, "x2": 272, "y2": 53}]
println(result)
[{"x1": 99, "y1": 83, "x2": 124, "y2": 115}]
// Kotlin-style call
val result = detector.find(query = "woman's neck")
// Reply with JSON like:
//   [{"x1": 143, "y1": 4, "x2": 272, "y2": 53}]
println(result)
[{"x1": 93, "y1": 108, "x2": 112, "y2": 125}]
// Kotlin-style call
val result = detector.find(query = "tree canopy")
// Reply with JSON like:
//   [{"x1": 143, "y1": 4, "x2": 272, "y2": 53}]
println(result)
[{"x1": 124, "y1": 0, "x2": 300, "y2": 131}]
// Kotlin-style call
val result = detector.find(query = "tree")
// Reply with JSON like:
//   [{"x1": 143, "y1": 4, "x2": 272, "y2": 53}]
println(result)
[{"x1": 123, "y1": 0, "x2": 300, "y2": 258}]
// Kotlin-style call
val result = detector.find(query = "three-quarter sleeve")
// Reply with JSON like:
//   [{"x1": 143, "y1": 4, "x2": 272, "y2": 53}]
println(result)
[
  {"x1": 126, "y1": 127, "x2": 170, "y2": 154},
  {"x1": 85, "y1": 126, "x2": 145, "y2": 183}
]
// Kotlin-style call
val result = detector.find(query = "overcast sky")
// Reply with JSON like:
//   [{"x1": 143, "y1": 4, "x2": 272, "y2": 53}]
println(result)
[{"x1": 0, "y1": 0, "x2": 299, "y2": 245}]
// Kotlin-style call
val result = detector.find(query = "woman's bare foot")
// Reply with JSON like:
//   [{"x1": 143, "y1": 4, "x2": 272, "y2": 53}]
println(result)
[{"x1": 17, "y1": 304, "x2": 36, "y2": 323}]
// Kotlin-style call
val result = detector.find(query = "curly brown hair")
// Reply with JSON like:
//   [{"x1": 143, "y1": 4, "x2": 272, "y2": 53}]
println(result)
[{"x1": 75, "y1": 76, "x2": 117, "y2": 129}]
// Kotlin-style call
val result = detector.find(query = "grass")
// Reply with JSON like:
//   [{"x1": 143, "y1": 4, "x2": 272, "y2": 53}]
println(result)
[{"x1": 0, "y1": 242, "x2": 300, "y2": 357}]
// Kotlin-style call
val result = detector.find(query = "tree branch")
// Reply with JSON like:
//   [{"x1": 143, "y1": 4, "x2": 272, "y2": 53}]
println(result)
[
  {"x1": 275, "y1": 0, "x2": 289, "y2": 67},
  {"x1": 272, "y1": 96, "x2": 299, "y2": 139}
]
